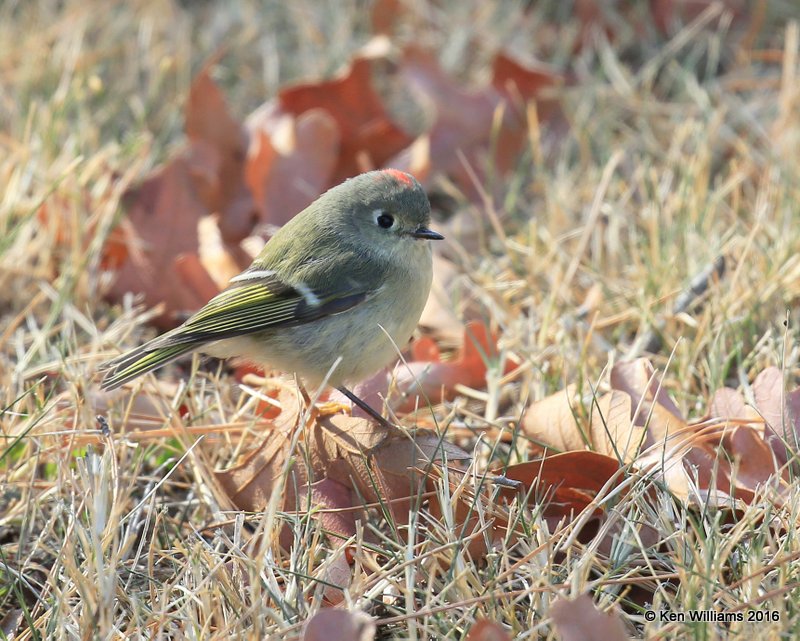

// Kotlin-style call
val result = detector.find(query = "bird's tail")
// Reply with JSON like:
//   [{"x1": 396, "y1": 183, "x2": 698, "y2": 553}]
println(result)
[{"x1": 99, "y1": 337, "x2": 199, "y2": 391}]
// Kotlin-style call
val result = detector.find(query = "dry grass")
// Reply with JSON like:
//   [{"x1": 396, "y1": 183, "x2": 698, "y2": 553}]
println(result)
[{"x1": 3, "y1": 1, "x2": 800, "y2": 639}]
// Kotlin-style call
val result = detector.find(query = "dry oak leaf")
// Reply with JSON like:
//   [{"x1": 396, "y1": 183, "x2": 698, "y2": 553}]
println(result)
[
  {"x1": 501, "y1": 452, "x2": 660, "y2": 553},
  {"x1": 185, "y1": 66, "x2": 252, "y2": 234},
  {"x1": 522, "y1": 387, "x2": 645, "y2": 462},
  {"x1": 302, "y1": 609, "x2": 375, "y2": 641},
  {"x1": 245, "y1": 106, "x2": 340, "y2": 228},
  {"x1": 500, "y1": 451, "x2": 621, "y2": 519},
  {"x1": 307, "y1": 414, "x2": 470, "y2": 523},
  {"x1": 278, "y1": 39, "x2": 413, "y2": 183},
  {"x1": 704, "y1": 386, "x2": 785, "y2": 495},
  {"x1": 550, "y1": 594, "x2": 628, "y2": 641},
  {"x1": 107, "y1": 158, "x2": 218, "y2": 326},
  {"x1": 391, "y1": 321, "x2": 512, "y2": 413},
  {"x1": 107, "y1": 68, "x2": 255, "y2": 326},
  {"x1": 391, "y1": 47, "x2": 562, "y2": 189},
  {"x1": 214, "y1": 387, "x2": 305, "y2": 513},
  {"x1": 464, "y1": 619, "x2": 512, "y2": 641},
  {"x1": 634, "y1": 434, "x2": 738, "y2": 507},
  {"x1": 610, "y1": 359, "x2": 687, "y2": 444},
  {"x1": 753, "y1": 367, "x2": 800, "y2": 464}
]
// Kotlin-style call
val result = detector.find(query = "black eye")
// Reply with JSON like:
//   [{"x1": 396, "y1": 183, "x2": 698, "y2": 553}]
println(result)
[{"x1": 376, "y1": 212, "x2": 394, "y2": 229}]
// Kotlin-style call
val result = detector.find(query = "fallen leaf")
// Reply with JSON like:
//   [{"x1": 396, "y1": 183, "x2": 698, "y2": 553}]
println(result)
[
  {"x1": 550, "y1": 594, "x2": 628, "y2": 641},
  {"x1": 753, "y1": 367, "x2": 800, "y2": 463},
  {"x1": 708, "y1": 387, "x2": 749, "y2": 420},
  {"x1": 308, "y1": 414, "x2": 470, "y2": 523},
  {"x1": 107, "y1": 158, "x2": 212, "y2": 325},
  {"x1": 610, "y1": 359, "x2": 686, "y2": 443},
  {"x1": 174, "y1": 251, "x2": 224, "y2": 312},
  {"x1": 722, "y1": 424, "x2": 783, "y2": 494},
  {"x1": 522, "y1": 386, "x2": 588, "y2": 453},
  {"x1": 321, "y1": 550, "x2": 353, "y2": 606},
  {"x1": 245, "y1": 107, "x2": 339, "y2": 227},
  {"x1": 371, "y1": 0, "x2": 404, "y2": 35},
  {"x1": 490, "y1": 52, "x2": 563, "y2": 172},
  {"x1": 302, "y1": 477, "x2": 359, "y2": 543},
  {"x1": 590, "y1": 391, "x2": 645, "y2": 462},
  {"x1": 197, "y1": 214, "x2": 244, "y2": 288},
  {"x1": 502, "y1": 452, "x2": 621, "y2": 498},
  {"x1": 391, "y1": 321, "x2": 509, "y2": 413},
  {"x1": 107, "y1": 69, "x2": 254, "y2": 325},
  {"x1": 464, "y1": 619, "x2": 512, "y2": 641},
  {"x1": 302, "y1": 610, "x2": 375, "y2": 641},
  {"x1": 279, "y1": 39, "x2": 413, "y2": 183},
  {"x1": 185, "y1": 66, "x2": 251, "y2": 224},
  {"x1": 214, "y1": 387, "x2": 304, "y2": 512},
  {"x1": 500, "y1": 451, "x2": 621, "y2": 518}
]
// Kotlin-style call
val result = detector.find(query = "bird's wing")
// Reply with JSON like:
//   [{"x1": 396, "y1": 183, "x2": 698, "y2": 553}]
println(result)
[{"x1": 152, "y1": 268, "x2": 372, "y2": 347}]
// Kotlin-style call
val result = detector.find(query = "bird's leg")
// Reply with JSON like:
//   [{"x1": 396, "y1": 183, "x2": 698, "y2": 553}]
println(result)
[{"x1": 336, "y1": 386, "x2": 396, "y2": 430}]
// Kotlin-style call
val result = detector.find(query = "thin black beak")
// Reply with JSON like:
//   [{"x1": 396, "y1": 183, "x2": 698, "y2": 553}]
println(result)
[{"x1": 411, "y1": 226, "x2": 445, "y2": 240}]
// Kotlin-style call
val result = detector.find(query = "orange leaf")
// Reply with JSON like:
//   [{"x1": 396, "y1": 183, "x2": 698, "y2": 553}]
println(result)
[
  {"x1": 502, "y1": 452, "x2": 621, "y2": 498},
  {"x1": 392, "y1": 321, "x2": 507, "y2": 413},
  {"x1": 279, "y1": 41, "x2": 412, "y2": 183},
  {"x1": 464, "y1": 619, "x2": 512, "y2": 641}
]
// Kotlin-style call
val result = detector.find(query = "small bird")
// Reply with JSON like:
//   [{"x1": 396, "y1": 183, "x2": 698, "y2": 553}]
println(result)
[{"x1": 100, "y1": 169, "x2": 443, "y2": 422}]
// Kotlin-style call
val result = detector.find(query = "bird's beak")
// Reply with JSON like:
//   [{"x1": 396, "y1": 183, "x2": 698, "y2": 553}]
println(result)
[{"x1": 411, "y1": 226, "x2": 445, "y2": 240}]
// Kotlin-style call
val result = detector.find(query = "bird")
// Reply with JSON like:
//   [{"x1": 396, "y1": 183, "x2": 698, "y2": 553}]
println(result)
[{"x1": 100, "y1": 169, "x2": 443, "y2": 424}]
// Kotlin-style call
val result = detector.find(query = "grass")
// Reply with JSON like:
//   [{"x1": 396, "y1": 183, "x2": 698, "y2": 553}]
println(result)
[{"x1": 3, "y1": 0, "x2": 800, "y2": 639}]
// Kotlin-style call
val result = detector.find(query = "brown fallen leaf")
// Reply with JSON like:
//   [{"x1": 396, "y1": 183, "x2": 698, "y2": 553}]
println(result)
[
  {"x1": 708, "y1": 387, "x2": 750, "y2": 420},
  {"x1": 522, "y1": 385, "x2": 588, "y2": 453},
  {"x1": 722, "y1": 424, "x2": 783, "y2": 495},
  {"x1": 302, "y1": 477, "x2": 359, "y2": 543},
  {"x1": 321, "y1": 550, "x2": 353, "y2": 606},
  {"x1": 308, "y1": 414, "x2": 470, "y2": 523},
  {"x1": 591, "y1": 391, "x2": 646, "y2": 463},
  {"x1": 753, "y1": 367, "x2": 800, "y2": 463},
  {"x1": 214, "y1": 387, "x2": 304, "y2": 513},
  {"x1": 522, "y1": 387, "x2": 645, "y2": 461},
  {"x1": 464, "y1": 619, "x2": 512, "y2": 641},
  {"x1": 107, "y1": 68, "x2": 255, "y2": 326},
  {"x1": 185, "y1": 66, "x2": 252, "y2": 231},
  {"x1": 302, "y1": 609, "x2": 375, "y2": 641},
  {"x1": 245, "y1": 107, "x2": 339, "y2": 227},
  {"x1": 634, "y1": 432, "x2": 737, "y2": 507},
  {"x1": 550, "y1": 594, "x2": 628, "y2": 641},
  {"x1": 610, "y1": 359, "x2": 686, "y2": 443},
  {"x1": 173, "y1": 252, "x2": 224, "y2": 312},
  {"x1": 500, "y1": 451, "x2": 622, "y2": 519},
  {"x1": 279, "y1": 40, "x2": 413, "y2": 183},
  {"x1": 371, "y1": 0, "x2": 404, "y2": 36},
  {"x1": 388, "y1": 47, "x2": 563, "y2": 203},
  {"x1": 107, "y1": 157, "x2": 213, "y2": 326},
  {"x1": 391, "y1": 321, "x2": 511, "y2": 413}
]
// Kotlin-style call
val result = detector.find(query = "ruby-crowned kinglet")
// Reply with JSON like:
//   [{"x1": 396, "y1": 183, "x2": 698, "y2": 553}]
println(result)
[{"x1": 100, "y1": 169, "x2": 443, "y2": 411}]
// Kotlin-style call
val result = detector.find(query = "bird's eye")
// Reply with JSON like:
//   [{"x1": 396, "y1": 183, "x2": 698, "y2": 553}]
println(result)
[{"x1": 376, "y1": 212, "x2": 395, "y2": 229}]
